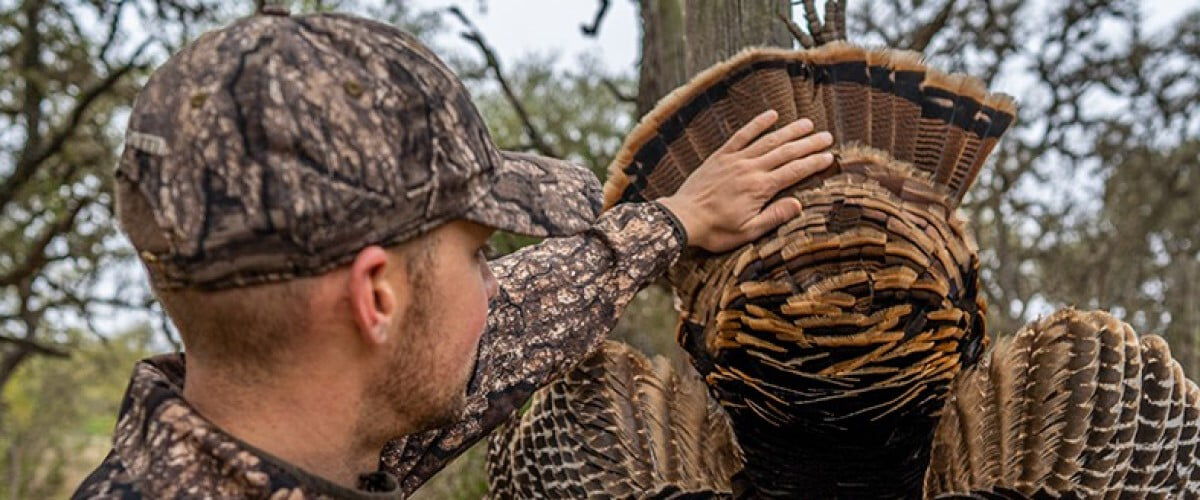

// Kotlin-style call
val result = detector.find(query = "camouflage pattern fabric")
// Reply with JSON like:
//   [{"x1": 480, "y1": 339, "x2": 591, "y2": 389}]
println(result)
[
  {"x1": 73, "y1": 355, "x2": 402, "y2": 499},
  {"x1": 73, "y1": 201, "x2": 684, "y2": 499},
  {"x1": 381, "y1": 201, "x2": 684, "y2": 492},
  {"x1": 119, "y1": 11, "x2": 600, "y2": 290}
]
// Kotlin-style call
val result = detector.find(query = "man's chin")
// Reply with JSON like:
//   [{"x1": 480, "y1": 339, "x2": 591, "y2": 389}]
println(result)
[{"x1": 408, "y1": 391, "x2": 468, "y2": 433}]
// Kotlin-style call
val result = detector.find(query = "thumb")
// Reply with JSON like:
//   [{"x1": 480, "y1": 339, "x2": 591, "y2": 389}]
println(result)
[{"x1": 744, "y1": 197, "x2": 802, "y2": 241}]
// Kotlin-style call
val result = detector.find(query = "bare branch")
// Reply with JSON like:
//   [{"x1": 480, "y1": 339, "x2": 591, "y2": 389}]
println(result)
[
  {"x1": 98, "y1": 0, "x2": 133, "y2": 65},
  {"x1": 1, "y1": 48, "x2": 148, "y2": 209},
  {"x1": 0, "y1": 198, "x2": 91, "y2": 288},
  {"x1": 0, "y1": 335, "x2": 69, "y2": 358},
  {"x1": 907, "y1": 0, "x2": 955, "y2": 52},
  {"x1": 601, "y1": 78, "x2": 636, "y2": 104},
  {"x1": 448, "y1": 7, "x2": 559, "y2": 158},
  {"x1": 580, "y1": 0, "x2": 610, "y2": 37}
]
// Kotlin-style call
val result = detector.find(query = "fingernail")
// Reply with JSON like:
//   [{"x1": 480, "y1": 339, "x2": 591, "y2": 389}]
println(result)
[
  {"x1": 818, "y1": 131, "x2": 834, "y2": 142},
  {"x1": 759, "y1": 109, "x2": 778, "y2": 119},
  {"x1": 797, "y1": 118, "x2": 813, "y2": 128}
]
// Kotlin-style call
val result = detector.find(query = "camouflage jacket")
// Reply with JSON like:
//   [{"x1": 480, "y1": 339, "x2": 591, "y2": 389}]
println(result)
[{"x1": 73, "y1": 201, "x2": 684, "y2": 499}]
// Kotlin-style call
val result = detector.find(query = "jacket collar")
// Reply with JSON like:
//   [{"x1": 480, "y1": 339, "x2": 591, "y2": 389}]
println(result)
[{"x1": 111, "y1": 353, "x2": 402, "y2": 498}]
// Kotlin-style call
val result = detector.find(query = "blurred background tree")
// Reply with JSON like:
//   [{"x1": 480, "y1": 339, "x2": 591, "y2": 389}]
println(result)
[
  {"x1": 0, "y1": 2, "x2": 221, "y2": 496},
  {"x1": 1, "y1": 1, "x2": 1198, "y2": 499},
  {"x1": 850, "y1": 0, "x2": 1200, "y2": 372},
  {"x1": 1, "y1": 326, "x2": 151, "y2": 497}
]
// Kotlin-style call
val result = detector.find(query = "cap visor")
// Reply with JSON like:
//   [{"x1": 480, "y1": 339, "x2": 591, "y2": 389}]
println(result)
[{"x1": 461, "y1": 151, "x2": 601, "y2": 237}]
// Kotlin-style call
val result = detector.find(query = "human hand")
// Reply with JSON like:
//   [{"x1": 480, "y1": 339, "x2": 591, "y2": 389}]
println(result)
[{"x1": 656, "y1": 110, "x2": 835, "y2": 253}]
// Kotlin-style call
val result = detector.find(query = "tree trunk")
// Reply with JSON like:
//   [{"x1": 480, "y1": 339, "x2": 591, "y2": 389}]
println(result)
[
  {"x1": 636, "y1": 0, "x2": 687, "y2": 116},
  {"x1": 637, "y1": 0, "x2": 793, "y2": 116},
  {"x1": 682, "y1": 0, "x2": 794, "y2": 72}
]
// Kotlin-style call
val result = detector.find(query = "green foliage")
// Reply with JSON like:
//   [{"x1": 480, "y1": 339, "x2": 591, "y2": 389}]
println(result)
[
  {"x1": 0, "y1": 327, "x2": 153, "y2": 499},
  {"x1": 471, "y1": 54, "x2": 636, "y2": 178},
  {"x1": 463, "y1": 53, "x2": 637, "y2": 255}
]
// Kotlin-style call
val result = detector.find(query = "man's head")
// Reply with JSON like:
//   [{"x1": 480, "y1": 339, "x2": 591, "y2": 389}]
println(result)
[
  {"x1": 116, "y1": 10, "x2": 597, "y2": 438},
  {"x1": 119, "y1": 178, "x2": 500, "y2": 434}
]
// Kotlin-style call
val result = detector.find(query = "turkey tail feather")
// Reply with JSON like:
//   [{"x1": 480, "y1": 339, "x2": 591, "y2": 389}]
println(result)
[{"x1": 603, "y1": 44, "x2": 1016, "y2": 211}]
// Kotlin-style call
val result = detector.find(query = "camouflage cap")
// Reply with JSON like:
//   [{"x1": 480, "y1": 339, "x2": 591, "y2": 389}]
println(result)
[{"x1": 117, "y1": 9, "x2": 600, "y2": 290}]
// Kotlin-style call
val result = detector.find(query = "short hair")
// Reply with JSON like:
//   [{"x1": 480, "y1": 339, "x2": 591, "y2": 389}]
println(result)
[{"x1": 115, "y1": 177, "x2": 436, "y2": 375}]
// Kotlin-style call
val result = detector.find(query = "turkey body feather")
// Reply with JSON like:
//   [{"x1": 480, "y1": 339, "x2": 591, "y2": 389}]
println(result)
[
  {"x1": 486, "y1": 341, "x2": 744, "y2": 499},
  {"x1": 927, "y1": 308, "x2": 1200, "y2": 499},
  {"x1": 602, "y1": 42, "x2": 1014, "y2": 497}
]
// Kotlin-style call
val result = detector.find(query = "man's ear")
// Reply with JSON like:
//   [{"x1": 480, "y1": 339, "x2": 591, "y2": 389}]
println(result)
[{"x1": 348, "y1": 245, "x2": 407, "y2": 345}]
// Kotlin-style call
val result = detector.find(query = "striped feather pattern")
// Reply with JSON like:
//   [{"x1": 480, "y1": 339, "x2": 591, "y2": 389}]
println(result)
[
  {"x1": 486, "y1": 341, "x2": 743, "y2": 499},
  {"x1": 603, "y1": 43, "x2": 1016, "y2": 210},
  {"x1": 926, "y1": 309, "x2": 1200, "y2": 499},
  {"x1": 602, "y1": 43, "x2": 1014, "y2": 498}
]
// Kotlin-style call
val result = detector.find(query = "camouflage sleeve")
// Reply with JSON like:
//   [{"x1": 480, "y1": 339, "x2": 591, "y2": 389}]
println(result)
[{"x1": 379, "y1": 201, "x2": 685, "y2": 493}]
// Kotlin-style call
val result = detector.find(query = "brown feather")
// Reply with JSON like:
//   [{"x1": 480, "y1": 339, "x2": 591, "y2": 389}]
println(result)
[
  {"x1": 926, "y1": 309, "x2": 1200, "y2": 498},
  {"x1": 486, "y1": 341, "x2": 743, "y2": 498},
  {"x1": 601, "y1": 45, "x2": 1016, "y2": 211},
  {"x1": 600, "y1": 41, "x2": 1016, "y2": 498}
]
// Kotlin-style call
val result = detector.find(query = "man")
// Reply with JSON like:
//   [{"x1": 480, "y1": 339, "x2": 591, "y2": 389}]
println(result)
[{"x1": 74, "y1": 8, "x2": 834, "y2": 499}]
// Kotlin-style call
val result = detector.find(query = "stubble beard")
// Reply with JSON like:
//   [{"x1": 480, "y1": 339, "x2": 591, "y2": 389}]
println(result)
[{"x1": 362, "y1": 277, "x2": 472, "y2": 444}]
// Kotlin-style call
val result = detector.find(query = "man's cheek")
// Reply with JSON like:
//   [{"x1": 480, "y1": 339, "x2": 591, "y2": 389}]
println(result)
[
  {"x1": 471, "y1": 269, "x2": 493, "y2": 335},
  {"x1": 469, "y1": 289, "x2": 489, "y2": 340}
]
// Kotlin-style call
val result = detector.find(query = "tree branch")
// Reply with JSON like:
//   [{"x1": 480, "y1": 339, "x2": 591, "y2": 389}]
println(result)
[
  {"x1": 1, "y1": 41, "x2": 149, "y2": 210},
  {"x1": 601, "y1": 78, "x2": 636, "y2": 104},
  {"x1": 0, "y1": 335, "x2": 69, "y2": 358},
  {"x1": 580, "y1": 0, "x2": 610, "y2": 37},
  {"x1": 448, "y1": 7, "x2": 559, "y2": 158},
  {"x1": 0, "y1": 198, "x2": 91, "y2": 288},
  {"x1": 98, "y1": 0, "x2": 132, "y2": 66},
  {"x1": 906, "y1": 0, "x2": 955, "y2": 52}
]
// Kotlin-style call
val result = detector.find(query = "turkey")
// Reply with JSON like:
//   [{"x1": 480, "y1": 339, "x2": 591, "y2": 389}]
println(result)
[
  {"x1": 600, "y1": 41, "x2": 1013, "y2": 498},
  {"x1": 926, "y1": 308, "x2": 1200, "y2": 499},
  {"x1": 484, "y1": 32, "x2": 1200, "y2": 500},
  {"x1": 487, "y1": 315, "x2": 1200, "y2": 499},
  {"x1": 486, "y1": 340, "x2": 744, "y2": 499}
]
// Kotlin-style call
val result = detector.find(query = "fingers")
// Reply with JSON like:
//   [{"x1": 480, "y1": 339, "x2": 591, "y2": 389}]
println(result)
[
  {"x1": 753, "y1": 130, "x2": 834, "y2": 170},
  {"x1": 743, "y1": 197, "x2": 804, "y2": 240},
  {"x1": 718, "y1": 110, "x2": 780, "y2": 154},
  {"x1": 766, "y1": 150, "x2": 835, "y2": 191},
  {"x1": 741, "y1": 118, "x2": 816, "y2": 158}
]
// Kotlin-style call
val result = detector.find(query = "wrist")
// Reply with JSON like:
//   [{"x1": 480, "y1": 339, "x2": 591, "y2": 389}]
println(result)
[{"x1": 654, "y1": 196, "x2": 701, "y2": 249}]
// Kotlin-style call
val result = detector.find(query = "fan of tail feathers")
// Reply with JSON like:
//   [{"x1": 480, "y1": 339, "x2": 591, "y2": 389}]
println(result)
[
  {"x1": 602, "y1": 42, "x2": 1016, "y2": 210},
  {"x1": 486, "y1": 341, "x2": 745, "y2": 499},
  {"x1": 601, "y1": 42, "x2": 1015, "y2": 497},
  {"x1": 926, "y1": 308, "x2": 1200, "y2": 499}
]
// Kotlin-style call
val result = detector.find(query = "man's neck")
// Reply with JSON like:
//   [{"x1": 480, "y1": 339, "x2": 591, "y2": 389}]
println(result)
[{"x1": 182, "y1": 361, "x2": 381, "y2": 489}]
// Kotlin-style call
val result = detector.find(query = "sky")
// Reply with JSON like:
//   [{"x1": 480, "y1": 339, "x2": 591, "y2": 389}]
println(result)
[
  {"x1": 413, "y1": 0, "x2": 641, "y2": 73},
  {"x1": 411, "y1": 0, "x2": 1197, "y2": 78}
]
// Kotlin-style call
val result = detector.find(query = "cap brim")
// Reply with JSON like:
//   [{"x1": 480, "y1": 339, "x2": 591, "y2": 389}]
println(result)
[{"x1": 461, "y1": 151, "x2": 601, "y2": 238}]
